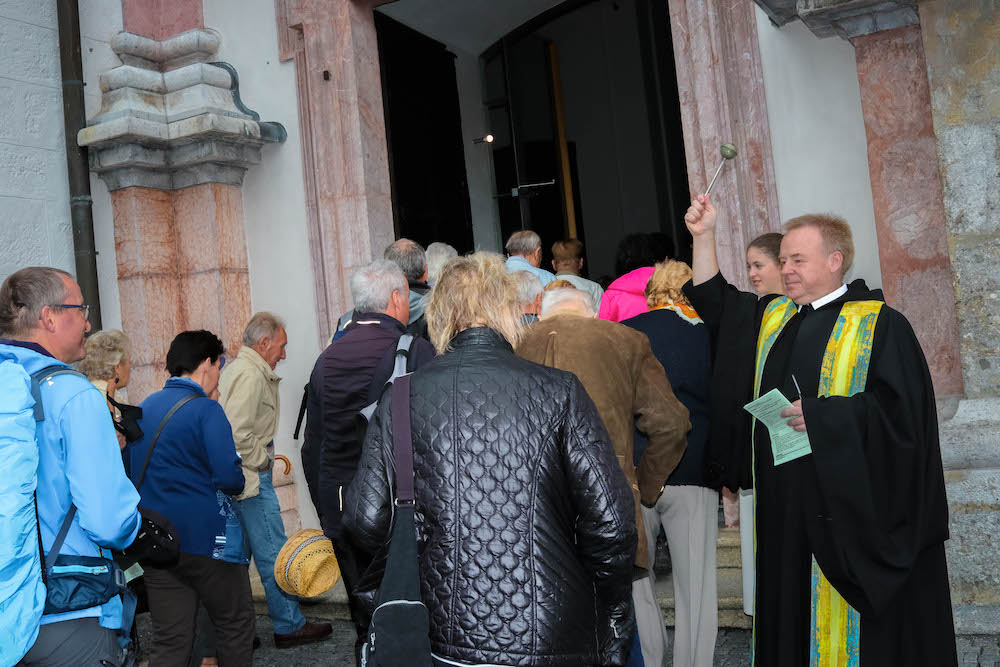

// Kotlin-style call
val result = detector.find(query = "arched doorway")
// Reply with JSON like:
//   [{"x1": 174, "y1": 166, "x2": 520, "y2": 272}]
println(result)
[{"x1": 376, "y1": 0, "x2": 691, "y2": 281}]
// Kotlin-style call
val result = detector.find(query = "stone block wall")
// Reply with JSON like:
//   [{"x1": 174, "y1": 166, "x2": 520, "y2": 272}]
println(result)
[
  {"x1": 0, "y1": 0, "x2": 74, "y2": 283},
  {"x1": 919, "y1": 0, "x2": 1000, "y2": 398}
]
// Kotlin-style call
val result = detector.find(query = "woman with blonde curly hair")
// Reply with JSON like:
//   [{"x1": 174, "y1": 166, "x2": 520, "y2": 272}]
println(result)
[
  {"x1": 624, "y1": 260, "x2": 719, "y2": 667},
  {"x1": 79, "y1": 329, "x2": 134, "y2": 450},
  {"x1": 346, "y1": 252, "x2": 637, "y2": 667}
]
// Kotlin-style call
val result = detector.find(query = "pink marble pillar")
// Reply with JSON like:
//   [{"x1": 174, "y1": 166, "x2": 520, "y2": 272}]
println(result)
[
  {"x1": 122, "y1": 0, "x2": 204, "y2": 40},
  {"x1": 111, "y1": 187, "x2": 181, "y2": 401},
  {"x1": 173, "y1": 183, "x2": 252, "y2": 360},
  {"x1": 280, "y1": 0, "x2": 397, "y2": 340},
  {"x1": 854, "y1": 25, "x2": 964, "y2": 397},
  {"x1": 667, "y1": 0, "x2": 782, "y2": 289}
]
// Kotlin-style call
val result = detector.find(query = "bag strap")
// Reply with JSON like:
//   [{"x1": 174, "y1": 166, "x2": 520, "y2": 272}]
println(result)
[
  {"x1": 293, "y1": 383, "x2": 308, "y2": 440},
  {"x1": 390, "y1": 375, "x2": 414, "y2": 504},
  {"x1": 134, "y1": 394, "x2": 199, "y2": 491},
  {"x1": 45, "y1": 504, "x2": 77, "y2": 570}
]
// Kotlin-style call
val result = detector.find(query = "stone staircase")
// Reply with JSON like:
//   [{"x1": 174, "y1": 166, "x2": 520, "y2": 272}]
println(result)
[
  {"x1": 250, "y1": 522, "x2": 753, "y2": 631},
  {"x1": 653, "y1": 526, "x2": 751, "y2": 630}
]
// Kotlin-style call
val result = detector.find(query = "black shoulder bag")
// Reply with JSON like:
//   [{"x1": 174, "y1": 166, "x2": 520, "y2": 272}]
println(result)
[{"x1": 360, "y1": 375, "x2": 433, "y2": 667}]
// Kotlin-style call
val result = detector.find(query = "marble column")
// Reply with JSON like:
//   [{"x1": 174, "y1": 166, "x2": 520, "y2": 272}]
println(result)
[
  {"x1": 853, "y1": 25, "x2": 964, "y2": 397},
  {"x1": 122, "y1": 0, "x2": 204, "y2": 40},
  {"x1": 111, "y1": 187, "x2": 181, "y2": 396},
  {"x1": 667, "y1": 0, "x2": 782, "y2": 289},
  {"x1": 278, "y1": 0, "x2": 396, "y2": 341},
  {"x1": 79, "y1": 28, "x2": 283, "y2": 400}
]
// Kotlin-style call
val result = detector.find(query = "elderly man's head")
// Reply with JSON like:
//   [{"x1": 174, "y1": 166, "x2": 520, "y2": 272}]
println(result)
[
  {"x1": 426, "y1": 252, "x2": 523, "y2": 354},
  {"x1": 351, "y1": 259, "x2": 410, "y2": 325},
  {"x1": 540, "y1": 288, "x2": 596, "y2": 320},
  {"x1": 779, "y1": 214, "x2": 854, "y2": 305},
  {"x1": 551, "y1": 238, "x2": 585, "y2": 275},
  {"x1": 0, "y1": 267, "x2": 91, "y2": 363},
  {"x1": 425, "y1": 242, "x2": 458, "y2": 286},
  {"x1": 243, "y1": 312, "x2": 288, "y2": 370},
  {"x1": 505, "y1": 230, "x2": 544, "y2": 268},
  {"x1": 513, "y1": 271, "x2": 544, "y2": 316},
  {"x1": 385, "y1": 238, "x2": 428, "y2": 284}
]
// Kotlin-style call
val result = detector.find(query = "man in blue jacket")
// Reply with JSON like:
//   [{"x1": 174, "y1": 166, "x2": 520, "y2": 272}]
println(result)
[{"x1": 0, "y1": 267, "x2": 142, "y2": 667}]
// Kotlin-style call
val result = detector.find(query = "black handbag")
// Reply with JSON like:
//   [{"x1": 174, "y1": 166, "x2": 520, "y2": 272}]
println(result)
[{"x1": 360, "y1": 375, "x2": 433, "y2": 667}]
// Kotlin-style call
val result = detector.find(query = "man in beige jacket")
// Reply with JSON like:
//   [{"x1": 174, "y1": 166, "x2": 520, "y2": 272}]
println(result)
[{"x1": 218, "y1": 312, "x2": 332, "y2": 648}]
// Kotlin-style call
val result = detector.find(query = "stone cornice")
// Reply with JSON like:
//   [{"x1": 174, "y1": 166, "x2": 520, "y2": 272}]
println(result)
[
  {"x1": 80, "y1": 30, "x2": 285, "y2": 191},
  {"x1": 754, "y1": 0, "x2": 918, "y2": 39},
  {"x1": 111, "y1": 28, "x2": 221, "y2": 71}
]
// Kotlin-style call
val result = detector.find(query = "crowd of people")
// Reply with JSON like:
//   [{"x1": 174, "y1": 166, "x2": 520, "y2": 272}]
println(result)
[{"x1": 0, "y1": 191, "x2": 956, "y2": 667}]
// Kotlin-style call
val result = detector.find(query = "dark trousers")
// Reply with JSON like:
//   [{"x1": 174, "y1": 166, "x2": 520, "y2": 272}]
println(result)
[
  {"x1": 325, "y1": 479, "x2": 372, "y2": 667},
  {"x1": 144, "y1": 554, "x2": 255, "y2": 667}
]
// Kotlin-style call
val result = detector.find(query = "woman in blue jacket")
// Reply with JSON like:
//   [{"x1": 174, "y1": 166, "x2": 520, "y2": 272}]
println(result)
[{"x1": 126, "y1": 330, "x2": 253, "y2": 667}]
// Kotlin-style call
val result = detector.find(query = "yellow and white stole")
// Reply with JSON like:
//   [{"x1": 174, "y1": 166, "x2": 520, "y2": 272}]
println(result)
[{"x1": 750, "y1": 297, "x2": 883, "y2": 667}]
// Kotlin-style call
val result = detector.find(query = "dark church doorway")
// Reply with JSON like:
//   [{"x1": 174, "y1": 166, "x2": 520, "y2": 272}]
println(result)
[
  {"x1": 375, "y1": 0, "x2": 690, "y2": 278},
  {"x1": 375, "y1": 13, "x2": 476, "y2": 254}
]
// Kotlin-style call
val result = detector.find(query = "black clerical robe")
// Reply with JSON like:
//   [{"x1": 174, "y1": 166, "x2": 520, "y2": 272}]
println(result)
[{"x1": 684, "y1": 272, "x2": 957, "y2": 666}]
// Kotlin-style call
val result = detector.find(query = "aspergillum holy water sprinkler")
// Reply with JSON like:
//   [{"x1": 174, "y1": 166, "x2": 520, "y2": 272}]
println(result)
[{"x1": 705, "y1": 143, "x2": 738, "y2": 195}]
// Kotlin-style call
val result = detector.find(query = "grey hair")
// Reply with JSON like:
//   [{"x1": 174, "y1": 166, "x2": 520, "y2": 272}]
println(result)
[
  {"x1": 351, "y1": 259, "x2": 407, "y2": 314},
  {"x1": 242, "y1": 311, "x2": 286, "y2": 347},
  {"x1": 513, "y1": 271, "x2": 543, "y2": 306},
  {"x1": 78, "y1": 329, "x2": 130, "y2": 380},
  {"x1": 0, "y1": 267, "x2": 72, "y2": 337},
  {"x1": 425, "y1": 242, "x2": 458, "y2": 285},
  {"x1": 505, "y1": 230, "x2": 542, "y2": 257},
  {"x1": 541, "y1": 287, "x2": 595, "y2": 318},
  {"x1": 384, "y1": 238, "x2": 427, "y2": 283}
]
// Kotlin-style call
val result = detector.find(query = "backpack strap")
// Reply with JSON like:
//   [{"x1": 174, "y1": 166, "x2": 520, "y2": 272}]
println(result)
[
  {"x1": 28, "y1": 365, "x2": 88, "y2": 570},
  {"x1": 29, "y1": 365, "x2": 86, "y2": 422},
  {"x1": 359, "y1": 334, "x2": 415, "y2": 422},
  {"x1": 390, "y1": 375, "x2": 414, "y2": 505},
  {"x1": 134, "y1": 394, "x2": 199, "y2": 491}
]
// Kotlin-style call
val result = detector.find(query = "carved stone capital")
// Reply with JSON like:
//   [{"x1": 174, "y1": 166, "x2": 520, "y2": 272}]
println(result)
[
  {"x1": 80, "y1": 29, "x2": 285, "y2": 191},
  {"x1": 755, "y1": 0, "x2": 919, "y2": 39}
]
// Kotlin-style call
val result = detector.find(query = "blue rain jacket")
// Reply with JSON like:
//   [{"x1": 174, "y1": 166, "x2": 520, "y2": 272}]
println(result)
[{"x1": 0, "y1": 342, "x2": 141, "y2": 634}]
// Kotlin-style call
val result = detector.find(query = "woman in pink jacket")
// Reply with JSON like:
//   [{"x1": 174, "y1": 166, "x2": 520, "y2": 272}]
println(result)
[{"x1": 599, "y1": 233, "x2": 674, "y2": 322}]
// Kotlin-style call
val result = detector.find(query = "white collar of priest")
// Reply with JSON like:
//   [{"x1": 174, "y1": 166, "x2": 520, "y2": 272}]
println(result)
[{"x1": 800, "y1": 284, "x2": 848, "y2": 312}]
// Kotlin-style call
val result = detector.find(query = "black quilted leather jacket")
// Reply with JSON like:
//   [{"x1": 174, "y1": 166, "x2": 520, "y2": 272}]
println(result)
[{"x1": 345, "y1": 327, "x2": 636, "y2": 666}]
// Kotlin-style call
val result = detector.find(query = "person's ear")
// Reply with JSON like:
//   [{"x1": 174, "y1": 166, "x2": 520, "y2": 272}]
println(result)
[
  {"x1": 38, "y1": 306, "x2": 58, "y2": 333},
  {"x1": 829, "y1": 250, "x2": 843, "y2": 276}
]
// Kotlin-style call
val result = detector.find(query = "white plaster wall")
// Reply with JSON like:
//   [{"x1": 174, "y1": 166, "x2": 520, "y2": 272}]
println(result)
[
  {"x1": 755, "y1": 7, "x2": 883, "y2": 288},
  {"x1": 454, "y1": 48, "x2": 502, "y2": 252},
  {"x1": 81, "y1": 0, "x2": 124, "y2": 331},
  {"x1": 0, "y1": 0, "x2": 73, "y2": 284},
  {"x1": 206, "y1": 0, "x2": 321, "y2": 529}
]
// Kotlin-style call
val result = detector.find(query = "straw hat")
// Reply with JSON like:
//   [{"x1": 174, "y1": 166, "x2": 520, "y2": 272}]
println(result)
[{"x1": 274, "y1": 529, "x2": 340, "y2": 597}]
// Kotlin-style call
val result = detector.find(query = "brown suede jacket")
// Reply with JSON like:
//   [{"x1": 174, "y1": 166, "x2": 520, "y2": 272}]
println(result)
[{"x1": 517, "y1": 313, "x2": 691, "y2": 571}]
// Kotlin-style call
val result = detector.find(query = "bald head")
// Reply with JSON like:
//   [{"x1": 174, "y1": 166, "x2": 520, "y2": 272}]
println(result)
[{"x1": 541, "y1": 288, "x2": 595, "y2": 319}]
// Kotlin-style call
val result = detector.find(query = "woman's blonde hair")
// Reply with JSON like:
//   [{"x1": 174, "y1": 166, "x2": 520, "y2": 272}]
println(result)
[
  {"x1": 426, "y1": 252, "x2": 524, "y2": 354},
  {"x1": 78, "y1": 329, "x2": 131, "y2": 380},
  {"x1": 645, "y1": 260, "x2": 693, "y2": 308}
]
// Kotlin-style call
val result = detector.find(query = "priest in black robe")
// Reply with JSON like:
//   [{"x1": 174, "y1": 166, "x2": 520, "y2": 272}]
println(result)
[{"x1": 681, "y1": 194, "x2": 957, "y2": 666}]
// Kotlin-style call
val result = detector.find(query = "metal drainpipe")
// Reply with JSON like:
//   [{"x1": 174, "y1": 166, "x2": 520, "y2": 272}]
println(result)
[{"x1": 57, "y1": 0, "x2": 102, "y2": 331}]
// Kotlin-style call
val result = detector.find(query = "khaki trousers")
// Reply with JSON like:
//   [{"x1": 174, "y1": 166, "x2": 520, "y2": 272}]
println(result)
[{"x1": 641, "y1": 485, "x2": 719, "y2": 667}]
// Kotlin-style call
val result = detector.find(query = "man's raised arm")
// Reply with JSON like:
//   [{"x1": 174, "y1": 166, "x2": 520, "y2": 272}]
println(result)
[{"x1": 685, "y1": 194, "x2": 719, "y2": 286}]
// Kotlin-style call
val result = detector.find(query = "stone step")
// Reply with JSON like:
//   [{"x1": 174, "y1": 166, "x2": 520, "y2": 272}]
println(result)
[
  {"x1": 655, "y1": 566, "x2": 752, "y2": 630},
  {"x1": 717, "y1": 527, "x2": 741, "y2": 568},
  {"x1": 252, "y1": 560, "x2": 753, "y2": 630}
]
